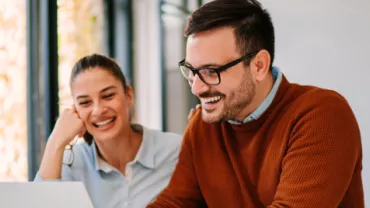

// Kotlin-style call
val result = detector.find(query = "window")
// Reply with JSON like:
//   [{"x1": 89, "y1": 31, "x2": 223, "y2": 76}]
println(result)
[
  {"x1": 160, "y1": 0, "x2": 201, "y2": 133},
  {"x1": 58, "y1": 0, "x2": 105, "y2": 110},
  {"x1": 0, "y1": 0, "x2": 28, "y2": 181}
]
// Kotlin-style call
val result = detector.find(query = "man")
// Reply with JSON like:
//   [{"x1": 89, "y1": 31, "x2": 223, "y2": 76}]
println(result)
[{"x1": 148, "y1": 0, "x2": 364, "y2": 207}]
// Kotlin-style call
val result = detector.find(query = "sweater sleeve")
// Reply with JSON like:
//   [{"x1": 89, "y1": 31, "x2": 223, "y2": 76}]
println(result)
[
  {"x1": 147, "y1": 113, "x2": 205, "y2": 208},
  {"x1": 268, "y1": 91, "x2": 364, "y2": 208}
]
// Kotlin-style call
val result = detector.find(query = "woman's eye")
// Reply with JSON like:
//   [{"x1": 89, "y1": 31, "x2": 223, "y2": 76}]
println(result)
[
  {"x1": 79, "y1": 101, "x2": 91, "y2": 106},
  {"x1": 103, "y1": 93, "x2": 115, "y2": 99}
]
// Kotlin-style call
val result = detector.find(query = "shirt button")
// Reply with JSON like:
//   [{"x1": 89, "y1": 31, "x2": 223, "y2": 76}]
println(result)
[{"x1": 124, "y1": 202, "x2": 129, "y2": 207}]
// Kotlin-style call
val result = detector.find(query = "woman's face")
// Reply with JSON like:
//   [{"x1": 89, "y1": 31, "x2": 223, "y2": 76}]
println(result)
[{"x1": 71, "y1": 67, "x2": 132, "y2": 142}]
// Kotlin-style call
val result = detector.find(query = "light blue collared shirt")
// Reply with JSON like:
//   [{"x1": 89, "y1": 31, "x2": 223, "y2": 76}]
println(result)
[
  {"x1": 229, "y1": 66, "x2": 282, "y2": 124},
  {"x1": 34, "y1": 126, "x2": 182, "y2": 208}
]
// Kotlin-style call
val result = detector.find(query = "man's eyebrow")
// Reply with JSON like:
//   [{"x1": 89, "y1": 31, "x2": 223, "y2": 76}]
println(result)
[{"x1": 184, "y1": 61, "x2": 221, "y2": 69}]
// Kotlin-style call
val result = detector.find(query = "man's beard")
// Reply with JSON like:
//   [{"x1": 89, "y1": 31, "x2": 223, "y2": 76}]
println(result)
[{"x1": 201, "y1": 70, "x2": 256, "y2": 123}]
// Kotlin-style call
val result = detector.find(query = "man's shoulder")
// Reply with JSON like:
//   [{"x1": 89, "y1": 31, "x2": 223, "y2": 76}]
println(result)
[
  {"x1": 284, "y1": 84, "x2": 357, "y2": 128},
  {"x1": 290, "y1": 84, "x2": 350, "y2": 110}
]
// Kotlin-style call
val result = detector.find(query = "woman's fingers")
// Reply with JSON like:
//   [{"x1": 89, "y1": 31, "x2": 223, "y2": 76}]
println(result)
[{"x1": 188, "y1": 104, "x2": 201, "y2": 121}]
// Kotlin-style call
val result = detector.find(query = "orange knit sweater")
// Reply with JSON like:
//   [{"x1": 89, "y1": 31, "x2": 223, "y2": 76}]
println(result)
[{"x1": 148, "y1": 76, "x2": 364, "y2": 208}]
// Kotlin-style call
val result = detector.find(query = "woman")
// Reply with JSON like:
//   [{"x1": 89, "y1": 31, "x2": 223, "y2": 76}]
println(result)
[{"x1": 34, "y1": 54, "x2": 182, "y2": 208}]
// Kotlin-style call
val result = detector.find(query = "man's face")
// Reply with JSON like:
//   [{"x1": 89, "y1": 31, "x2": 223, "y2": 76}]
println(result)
[{"x1": 186, "y1": 27, "x2": 257, "y2": 123}]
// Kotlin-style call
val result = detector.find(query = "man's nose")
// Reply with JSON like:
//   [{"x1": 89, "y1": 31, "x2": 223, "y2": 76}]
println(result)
[{"x1": 190, "y1": 74, "x2": 210, "y2": 96}]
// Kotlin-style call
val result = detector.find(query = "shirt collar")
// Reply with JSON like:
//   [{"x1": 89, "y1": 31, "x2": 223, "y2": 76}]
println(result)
[
  {"x1": 91, "y1": 125, "x2": 155, "y2": 173},
  {"x1": 133, "y1": 126, "x2": 155, "y2": 169},
  {"x1": 228, "y1": 66, "x2": 283, "y2": 124},
  {"x1": 91, "y1": 142, "x2": 113, "y2": 173}
]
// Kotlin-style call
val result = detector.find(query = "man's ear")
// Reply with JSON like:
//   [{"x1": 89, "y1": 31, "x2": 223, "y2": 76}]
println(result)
[{"x1": 250, "y1": 49, "x2": 271, "y2": 82}]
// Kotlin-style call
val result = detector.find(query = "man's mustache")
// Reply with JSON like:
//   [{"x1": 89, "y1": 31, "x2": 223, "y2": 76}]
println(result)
[{"x1": 198, "y1": 91, "x2": 225, "y2": 98}]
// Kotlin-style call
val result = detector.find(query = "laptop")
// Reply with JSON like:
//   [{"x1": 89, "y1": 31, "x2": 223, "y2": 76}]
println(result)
[{"x1": 0, "y1": 182, "x2": 94, "y2": 208}]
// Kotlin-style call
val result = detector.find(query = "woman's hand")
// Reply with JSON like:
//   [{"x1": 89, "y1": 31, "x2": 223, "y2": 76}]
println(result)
[
  {"x1": 187, "y1": 104, "x2": 201, "y2": 121},
  {"x1": 37, "y1": 106, "x2": 86, "y2": 180},
  {"x1": 49, "y1": 106, "x2": 86, "y2": 149}
]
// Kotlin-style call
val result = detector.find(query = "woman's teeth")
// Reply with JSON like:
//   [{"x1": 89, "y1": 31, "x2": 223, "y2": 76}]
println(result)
[
  {"x1": 94, "y1": 118, "x2": 115, "y2": 127},
  {"x1": 202, "y1": 96, "x2": 222, "y2": 104}
]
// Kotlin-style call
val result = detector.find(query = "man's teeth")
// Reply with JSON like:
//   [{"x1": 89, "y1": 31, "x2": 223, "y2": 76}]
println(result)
[
  {"x1": 95, "y1": 118, "x2": 114, "y2": 126},
  {"x1": 202, "y1": 96, "x2": 222, "y2": 103}
]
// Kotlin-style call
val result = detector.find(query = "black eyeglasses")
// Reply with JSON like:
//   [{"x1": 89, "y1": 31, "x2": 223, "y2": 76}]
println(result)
[{"x1": 178, "y1": 51, "x2": 258, "y2": 86}]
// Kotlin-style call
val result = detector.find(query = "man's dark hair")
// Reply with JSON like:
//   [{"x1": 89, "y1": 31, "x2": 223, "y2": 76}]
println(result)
[{"x1": 185, "y1": 0, "x2": 275, "y2": 68}]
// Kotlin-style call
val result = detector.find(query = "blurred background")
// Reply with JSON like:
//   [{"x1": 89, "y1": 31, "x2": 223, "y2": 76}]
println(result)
[{"x1": 0, "y1": 0, "x2": 369, "y2": 206}]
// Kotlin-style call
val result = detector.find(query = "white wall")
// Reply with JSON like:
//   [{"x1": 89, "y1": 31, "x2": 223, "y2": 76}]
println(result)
[
  {"x1": 133, "y1": 0, "x2": 199, "y2": 133},
  {"x1": 258, "y1": 0, "x2": 370, "y2": 205},
  {"x1": 132, "y1": 0, "x2": 163, "y2": 130}
]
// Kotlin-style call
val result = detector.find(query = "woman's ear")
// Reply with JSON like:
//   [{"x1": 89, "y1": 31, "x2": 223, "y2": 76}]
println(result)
[
  {"x1": 125, "y1": 86, "x2": 136, "y2": 123},
  {"x1": 126, "y1": 86, "x2": 134, "y2": 108}
]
